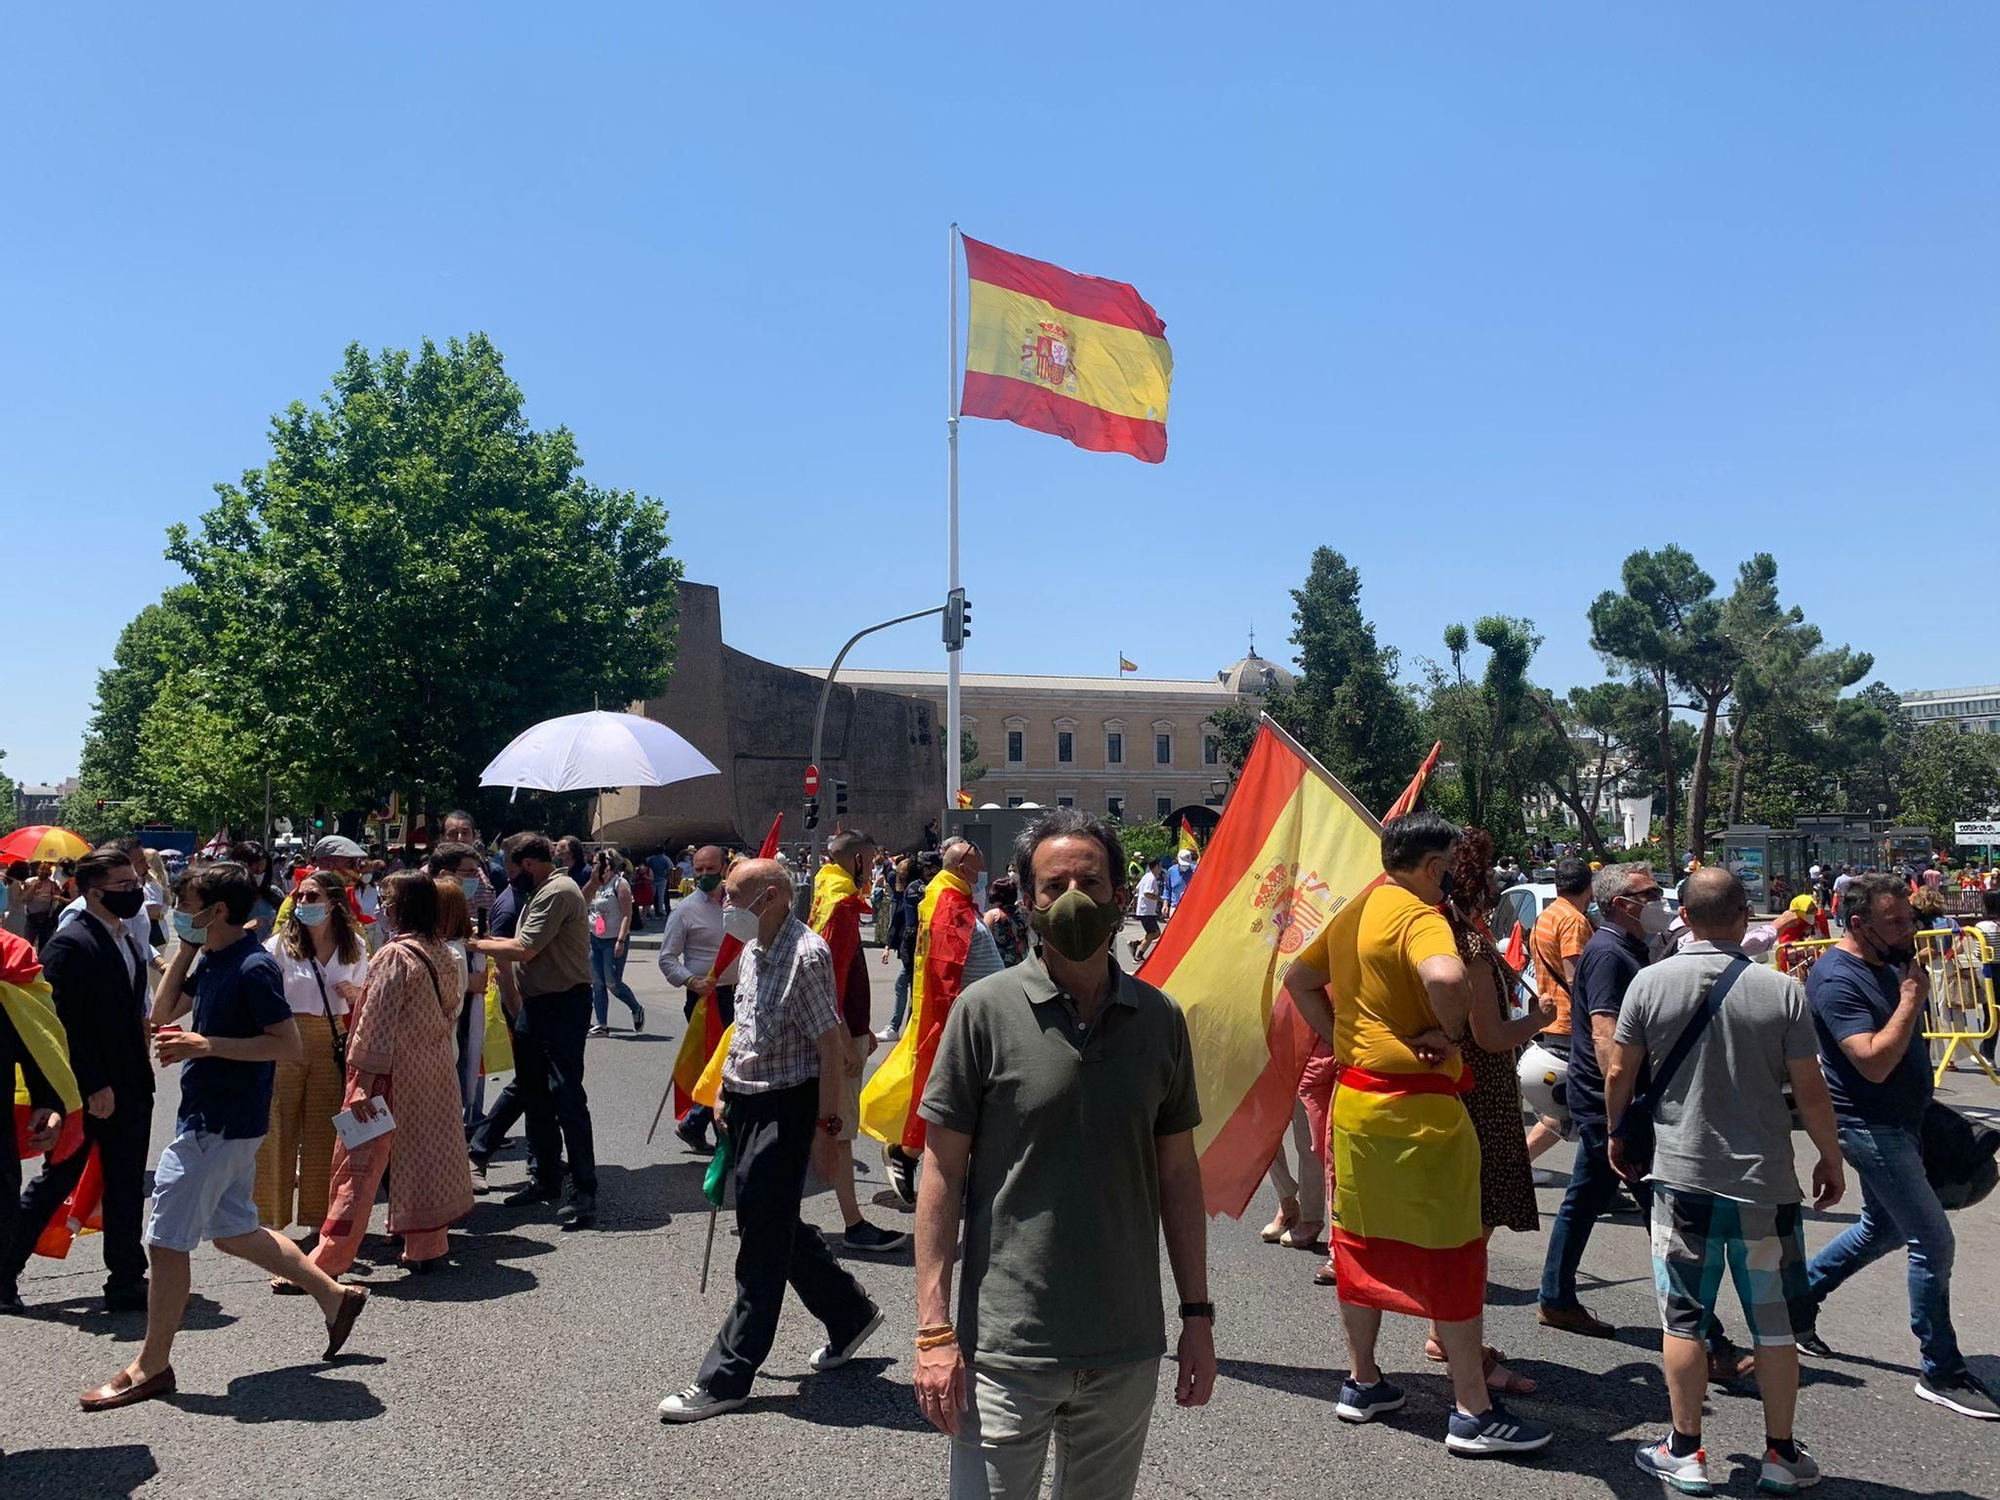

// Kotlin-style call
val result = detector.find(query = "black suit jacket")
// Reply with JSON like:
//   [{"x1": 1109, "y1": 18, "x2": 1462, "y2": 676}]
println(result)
[{"x1": 39, "y1": 914, "x2": 154, "y2": 1107}]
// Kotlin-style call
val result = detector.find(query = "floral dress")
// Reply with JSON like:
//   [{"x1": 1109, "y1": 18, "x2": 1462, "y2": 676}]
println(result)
[{"x1": 1454, "y1": 923, "x2": 1539, "y2": 1233}]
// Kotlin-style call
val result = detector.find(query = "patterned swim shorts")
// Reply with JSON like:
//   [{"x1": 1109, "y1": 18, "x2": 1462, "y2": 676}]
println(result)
[{"x1": 1649, "y1": 1184, "x2": 1813, "y2": 1347}]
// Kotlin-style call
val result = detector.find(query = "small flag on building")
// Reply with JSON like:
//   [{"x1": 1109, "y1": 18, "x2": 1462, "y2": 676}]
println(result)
[
  {"x1": 1119, "y1": 655, "x2": 1138, "y2": 673},
  {"x1": 961, "y1": 236, "x2": 1172, "y2": 464},
  {"x1": 955, "y1": 790, "x2": 973, "y2": 809}
]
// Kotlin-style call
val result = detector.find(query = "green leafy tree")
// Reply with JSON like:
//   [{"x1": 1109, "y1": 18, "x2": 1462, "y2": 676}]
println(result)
[
  {"x1": 75, "y1": 586, "x2": 204, "y2": 807},
  {"x1": 959, "y1": 728, "x2": 986, "y2": 789},
  {"x1": 1589, "y1": 546, "x2": 1727, "y2": 868},
  {"x1": 163, "y1": 335, "x2": 683, "y2": 831},
  {"x1": 1213, "y1": 548, "x2": 1422, "y2": 814},
  {"x1": 0, "y1": 750, "x2": 15, "y2": 837},
  {"x1": 1895, "y1": 724, "x2": 2000, "y2": 842},
  {"x1": 1111, "y1": 817, "x2": 1175, "y2": 869}
]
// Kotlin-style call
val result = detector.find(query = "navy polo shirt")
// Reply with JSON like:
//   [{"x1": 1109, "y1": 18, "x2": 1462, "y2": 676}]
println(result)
[
  {"x1": 1567, "y1": 922, "x2": 1650, "y2": 1127},
  {"x1": 1808, "y1": 946, "x2": 1933, "y2": 1132},
  {"x1": 179, "y1": 932, "x2": 293, "y2": 1140}
]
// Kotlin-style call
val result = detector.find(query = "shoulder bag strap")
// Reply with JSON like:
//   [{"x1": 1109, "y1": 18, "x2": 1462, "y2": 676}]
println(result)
[{"x1": 1648, "y1": 956, "x2": 1750, "y2": 1098}]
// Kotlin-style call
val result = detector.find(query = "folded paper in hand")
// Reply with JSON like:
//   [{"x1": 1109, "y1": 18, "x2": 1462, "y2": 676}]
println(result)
[{"x1": 332, "y1": 1098, "x2": 395, "y2": 1149}]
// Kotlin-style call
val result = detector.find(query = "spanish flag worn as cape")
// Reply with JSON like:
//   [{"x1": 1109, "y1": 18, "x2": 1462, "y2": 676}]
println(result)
[
  {"x1": 1136, "y1": 719, "x2": 1384, "y2": 1216},
  {"x1": 808, "y1": 861, "x2": 871, "y2": 1025},
  {"x1": 860, "y1": 869, "x2": 977, "y2": 1153},
  {"x1": 681, "y1": 813, "x2": 786, "y2": 1113},
  {"x1": 5, "y1": 928, "x2": 102, "y2": 1259}
]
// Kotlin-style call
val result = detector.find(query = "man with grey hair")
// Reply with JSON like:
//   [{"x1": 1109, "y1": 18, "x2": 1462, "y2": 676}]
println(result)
[
  {"x1": 657, "y1": 844, "x2": 738, "y2": 1153},
  {"x1": 913, "y1": 808, "x2": 1212, "y2": 1495},
  {"x1": 1604, "y1": 867, "x2": 1845, "y2": 1493},
  {"x1": 1539, "y1": 861, "x2": 1752, "y2": 1381},
  {"x1": 658, "y1": 858, "x2": 880, "y2": 1423}
]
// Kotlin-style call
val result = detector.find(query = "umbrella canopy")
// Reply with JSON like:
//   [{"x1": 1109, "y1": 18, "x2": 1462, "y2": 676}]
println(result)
[
  {"x1": 478, "y1": 710, "x2": 720, "y2": 795},
  {"x1": 0, "y1": 826, "x2": 92, "y2": 865}
]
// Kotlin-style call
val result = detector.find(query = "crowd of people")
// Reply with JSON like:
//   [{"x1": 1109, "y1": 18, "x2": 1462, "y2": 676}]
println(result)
[{"x1": 3, "y1": 802, "x2": 1995, "y2": 1497}]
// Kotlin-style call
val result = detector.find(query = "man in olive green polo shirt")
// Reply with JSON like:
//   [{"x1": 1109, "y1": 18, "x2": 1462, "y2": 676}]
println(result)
[
  {"x1": 914, "y1": 808, "x2": 1214, "y2": 1500},
  {"x1": 471, "y1": 832, "x2": 597, "y2": 1228}
]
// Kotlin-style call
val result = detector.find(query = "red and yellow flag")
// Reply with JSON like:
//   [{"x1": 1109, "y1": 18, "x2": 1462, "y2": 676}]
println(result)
[
  {"x1": 1177, "y1": 815, "x2": 1201, "y2": 856},
  {"x1": 1138, "y1": 720, "x2": 1383, "y2": 1216},
  {"x1": 961, "y1": 235, "x2": 1172, "y2": 464},
  {"x1": 860, "y1": 869, "x2": 978, "y2": 1152},
  {"x1": 955, "y1": 789, "x2": 974, "y2": 809},
  {"x1": 1381, "y1": 740, "x2": 1442, "y2": 823},
  {"x1": 673, "y1": 812, "x2": 782, "y2": 1117},
  {"x1": 1119, "y1": 655, "x2": 1138, "y2": 673}
]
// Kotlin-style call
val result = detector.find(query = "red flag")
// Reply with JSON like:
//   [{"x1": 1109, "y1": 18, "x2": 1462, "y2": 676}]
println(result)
[
  {"x1": 755, "y1": 812, "x2": 783, "y2": 860},
  {"x1": 1381, "y1": 741, "x2": 1443, "y2": 823},
  {"x1": 1503, "y1": 920, "x2": 1525, "y2": 971},
  {"x1": 670, "y1": 811, "x2": 787, "y2": 1118}
]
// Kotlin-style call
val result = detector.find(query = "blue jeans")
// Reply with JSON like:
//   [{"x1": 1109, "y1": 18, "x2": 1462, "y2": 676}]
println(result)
[
  {"x1": 1807, "y1": 1122, "x2": 1962, "y2": 1379},
  {"x1": 892, "y1": 960, "x2": 913, "y2": 1032},
  {"x1": 589, "y1": 935, "x2": 644, "y2": 1028}
]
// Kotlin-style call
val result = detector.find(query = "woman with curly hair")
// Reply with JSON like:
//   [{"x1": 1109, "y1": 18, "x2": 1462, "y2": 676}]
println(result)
[{"x1": 1429, "y1": 828, "x2": 1556, "y2": 1395}]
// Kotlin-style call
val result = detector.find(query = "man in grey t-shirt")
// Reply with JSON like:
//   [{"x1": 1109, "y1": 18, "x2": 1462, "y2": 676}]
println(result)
[{"x1": 1603, "y1": 868, "x2": 1846, "y2": 1495}]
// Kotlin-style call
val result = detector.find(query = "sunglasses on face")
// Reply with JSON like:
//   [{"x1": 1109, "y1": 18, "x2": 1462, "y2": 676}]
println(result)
[{"x1": 298, "y1": 892, "x2": 329, "y2": 906}]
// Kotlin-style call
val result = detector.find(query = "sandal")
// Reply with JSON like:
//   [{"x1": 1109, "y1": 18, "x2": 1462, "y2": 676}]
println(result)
[
  {"x1": 1260, "y1": 1197, "x2": 1300, "y2": 1244},
  {"x1": 1280, "y1": 1220, "x2": 1324, "y2": 1249},
  {"x1": 1422, "y1": 1340, "x2": 1539, "y2": 1396}
]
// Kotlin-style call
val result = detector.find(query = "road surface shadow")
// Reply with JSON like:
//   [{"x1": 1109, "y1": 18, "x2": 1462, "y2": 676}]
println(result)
[
  {"x1": 0, "y1": 1442, "x2": 158, "y2": 1499},
  {"x1": 169, "y1": 1357, "x2": 388, "y2": 1423},
  {"x1": 23, "y1": 1291, "x2": 234, "y2": 1338},
  {"x1": 740, "y1": 1357, "x2": 930, "y2": 1432},
  {"x1": 588, "y1": 1160, "x2": 711, "y2": 1231}
]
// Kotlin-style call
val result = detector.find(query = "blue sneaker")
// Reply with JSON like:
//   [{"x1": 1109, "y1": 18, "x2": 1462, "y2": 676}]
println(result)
[
  {"x1": 1335, "y1": 1376, "x2": 1406, "y2": 1423},
  {"x1": 1636, "y1": 1436, "x2": 1714, "y2": 1494},
  {"x1": 1446, "y1": 1400, "x2": 1554, "y2": 1456}
]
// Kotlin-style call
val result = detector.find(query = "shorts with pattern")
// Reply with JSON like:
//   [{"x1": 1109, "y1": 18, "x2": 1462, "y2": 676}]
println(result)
[{"x1": 1649, "y1": 1184, "x2": 1811, "y2": 1347}]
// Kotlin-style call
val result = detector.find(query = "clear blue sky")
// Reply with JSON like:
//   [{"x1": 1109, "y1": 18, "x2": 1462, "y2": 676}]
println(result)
[{"x1": 4, "y1": 5, "x2": 1995, "y2": 785}]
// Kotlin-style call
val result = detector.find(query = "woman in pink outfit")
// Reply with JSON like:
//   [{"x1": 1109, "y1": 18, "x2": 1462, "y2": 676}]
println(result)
[{"x1": 308, "y1": 871, "x2": 473, "y2": 1279}]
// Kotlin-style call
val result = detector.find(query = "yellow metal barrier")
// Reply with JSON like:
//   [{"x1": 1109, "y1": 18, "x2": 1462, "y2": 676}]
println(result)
[{"x1": 1780, "y1": 928, "x2": 1998, "y2": 1086}]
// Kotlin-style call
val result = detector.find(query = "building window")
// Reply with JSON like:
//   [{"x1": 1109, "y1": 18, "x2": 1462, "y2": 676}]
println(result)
[
  {"x1": 1057, "y1": 730, "x2": 1074, "y2": 764},
  {"x1": 1106, "y1": 731, "x2": 1123, "y2": 765},
  {"x1": 1155, "y1": 732, "x2": 1172, "y2": 766},
  {"x1": 1057, "y1": 792, "x2": 1076, "y2": 808},
  {"x1": 1107, "y1": 795, "x2": 1125, "y2": 820},
  {"x1": 1156, "y1": 796, "x2": 1173, "y2": 819},
  {"x1": 1007, "y1": 730, "x2": 1024, "y2": 764},
  {"x1": 1203, "y1": 734, "x2": 1218, "y2": 766},
  {"x1": 1006, "y1": 792, "x2": 1026, "y2": 808}
]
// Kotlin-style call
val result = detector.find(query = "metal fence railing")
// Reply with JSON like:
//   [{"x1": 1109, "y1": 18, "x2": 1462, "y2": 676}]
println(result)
[{"x1": 1780, "y1": 927, "x2": 1999, "y2": 1087}]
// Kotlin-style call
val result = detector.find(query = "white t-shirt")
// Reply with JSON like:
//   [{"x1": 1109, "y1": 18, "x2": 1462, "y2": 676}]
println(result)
[
  {"x1": 265, "y1": 936, "x2": 369, "y2": 1018},
  {"x1": 1136, "y1": 870, "x2": 1163, "y2": 916}
]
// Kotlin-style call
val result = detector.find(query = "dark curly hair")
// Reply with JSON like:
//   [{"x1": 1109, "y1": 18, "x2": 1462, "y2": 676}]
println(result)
[{"x1": 1444, "y1": 827, "x2": 1496, "y2": 926}]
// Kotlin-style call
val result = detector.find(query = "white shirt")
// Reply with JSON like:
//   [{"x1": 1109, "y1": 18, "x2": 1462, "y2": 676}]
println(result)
[
  {"x1": 1135, "y1": 870, "x2": 1163, "y2": 916},
  {"x1": 57, "y1": 895, "x2": 155, "y2": 955},
  {"x1": 265, "y1": 936, "x2": 369, "y2": 1018},
  {"x1": 658, "y1": 887, "x2": 739, "y2": 986}
]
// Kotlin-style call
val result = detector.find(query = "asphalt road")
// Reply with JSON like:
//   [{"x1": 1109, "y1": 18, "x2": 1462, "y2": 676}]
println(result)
[{"x1": 5, "y1": 920, "x2": 1998, "y2": 1499}]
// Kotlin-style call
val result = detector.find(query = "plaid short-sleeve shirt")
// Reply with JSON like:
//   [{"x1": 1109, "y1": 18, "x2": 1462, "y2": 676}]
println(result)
[{"x1": 722, "y1": 916, "x2": 840, "y2": 1093}]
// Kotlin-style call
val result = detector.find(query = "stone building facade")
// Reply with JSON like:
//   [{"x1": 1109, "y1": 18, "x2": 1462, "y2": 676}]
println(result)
[{"x1": 815, "y1": 648, "x2": 1294, "y2": 823}]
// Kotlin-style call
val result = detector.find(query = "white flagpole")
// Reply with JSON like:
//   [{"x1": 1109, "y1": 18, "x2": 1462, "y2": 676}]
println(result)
[{"x1": 946, "y1": 222, "x2": 962, "y2": 818}]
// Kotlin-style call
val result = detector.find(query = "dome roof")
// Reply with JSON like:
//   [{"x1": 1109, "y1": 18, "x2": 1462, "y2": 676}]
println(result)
[{"x1": 1218, "y1": 648, "x2": 1294, "y2": 696}]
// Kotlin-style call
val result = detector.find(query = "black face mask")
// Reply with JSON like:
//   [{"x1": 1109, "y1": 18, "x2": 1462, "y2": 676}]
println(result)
[
  {"x1": 509, "y1": 871, "x2": 535, "y2": 895},
  {"x1": 101, "y1": 887, "x2": 147, "y2": 919},
  {"x1": 1857, "y1": 922, "x2": 1916, "y2": 967}
]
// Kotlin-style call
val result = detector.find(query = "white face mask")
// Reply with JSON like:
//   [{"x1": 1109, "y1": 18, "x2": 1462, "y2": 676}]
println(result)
[
  {"x1": 722, "y1": 896, "x2": 764, "y2": 943},
  {"x1": 1639, "y1": 899, "x2": 1675, "y2": 937}
]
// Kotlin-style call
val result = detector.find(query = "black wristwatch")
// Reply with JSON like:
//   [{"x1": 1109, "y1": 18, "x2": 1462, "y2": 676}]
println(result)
[{"x1": 1179, "y1": 1301, "x2": 1215, "y2": 1322}]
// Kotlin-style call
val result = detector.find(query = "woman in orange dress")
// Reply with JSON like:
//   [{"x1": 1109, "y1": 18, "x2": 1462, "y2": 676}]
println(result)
[{"x1": 307, "y1": 871, "x2": 474, "y2": 1279}]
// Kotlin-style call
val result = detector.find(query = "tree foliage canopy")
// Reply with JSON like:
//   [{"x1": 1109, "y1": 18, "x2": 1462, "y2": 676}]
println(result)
[{"x1": 77, "y1": 334, "x2": 682, "y2": 834}]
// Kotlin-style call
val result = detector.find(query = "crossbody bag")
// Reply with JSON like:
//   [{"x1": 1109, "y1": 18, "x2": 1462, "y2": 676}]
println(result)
[
  {"x1": 307, "y1": 958, "x2": 349, "y2": 1076},
  {"x1": 1610, "y1": 956, "x2": 1750, "y2": 1175}
]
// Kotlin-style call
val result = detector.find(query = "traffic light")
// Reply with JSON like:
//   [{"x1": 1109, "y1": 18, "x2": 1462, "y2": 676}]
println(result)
[
  {"x1": 95, "y1": 799, "x2": 105, "y2": 811},
  {"x1": 804, "y1": 798, "x2": 820, "y2": 831},
  {"x1": 312, "y1": 809, "x2": 327, "y2": 830},
  {"x1": 943, "y1": 587, "x2": 972, "y2": 651},
  {"x1": 833, "y1": 780, "x2": 849, "y2": 818}
]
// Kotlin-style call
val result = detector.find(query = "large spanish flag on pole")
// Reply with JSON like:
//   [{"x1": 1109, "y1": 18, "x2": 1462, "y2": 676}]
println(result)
[
  {"x1": 1137, "y1": 716, "x2": 1383, "y2": 1216},
  {"x1": 960, "y1": 235, "x2": 1172, "y2": 464}
]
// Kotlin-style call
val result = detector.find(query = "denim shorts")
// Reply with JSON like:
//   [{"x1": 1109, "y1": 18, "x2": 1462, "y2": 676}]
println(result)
[
  {"x1": 1650, "y1": 1184, "x2": 1812, "y2": 1346},
  {"x1": 145, "y1": 1128, "x2": 265, "y2": 1252}
]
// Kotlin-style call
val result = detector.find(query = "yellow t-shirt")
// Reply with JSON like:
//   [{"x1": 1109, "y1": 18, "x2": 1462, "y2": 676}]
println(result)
[{"x1": 1300, "y1": 881, "x2": 1460, "y2": 1077}]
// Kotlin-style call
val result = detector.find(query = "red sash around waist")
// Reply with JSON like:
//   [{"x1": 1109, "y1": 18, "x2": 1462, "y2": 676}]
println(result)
[{"x1": 1336, "y1": 1064, "x2": 1472, "y2": 1098}]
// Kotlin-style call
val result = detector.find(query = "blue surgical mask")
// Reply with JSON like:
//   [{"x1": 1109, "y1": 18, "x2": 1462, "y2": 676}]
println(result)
[
  {"x1": 296, "y1": 902, "x2": 330, "y2": 928},
  {"x1": 460, "y1": 877, "x2": 483, "y2": 901},
  {"x1": 172, "y1": 908, "x2": 208, "y2": 943}
]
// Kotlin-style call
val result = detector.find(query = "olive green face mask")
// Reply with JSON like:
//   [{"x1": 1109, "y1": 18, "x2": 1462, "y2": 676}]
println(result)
[
  {"x1": 696, "y1": 873, "x2": 722, "y2": 893},
  {"x1": 1029, "y1": 887, "x2": 1122, "y2": 963}
]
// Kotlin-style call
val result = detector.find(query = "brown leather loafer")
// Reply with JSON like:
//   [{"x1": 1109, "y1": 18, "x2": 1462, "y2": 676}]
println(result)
[
  {"x1": 1537, "y1": 1301, "x2": 1617, "y2": 1339},
  {"x1": 323, "y1": 1287, "x2": 368, "y2": 1360},
  {"x1": 81, "y1": 1366, "x2": 176, "y2": 1411}
]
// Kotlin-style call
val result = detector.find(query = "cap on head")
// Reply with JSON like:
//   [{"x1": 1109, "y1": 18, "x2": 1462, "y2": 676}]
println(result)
[{"x1": 315, "y1": 835, "x2": 366, "y2": 860}]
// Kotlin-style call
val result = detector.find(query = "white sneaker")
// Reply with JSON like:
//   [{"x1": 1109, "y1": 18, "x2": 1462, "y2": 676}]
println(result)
[
  {"x1": 808, "y1": 1305, "x2": 885, "y2": 1372},
  {"x1": 874, "y1": 1027, "x2": 897, "y2": 1043},
  {"x1": 657, "y1": 1383, "x2": 746, "y2": 1423}
]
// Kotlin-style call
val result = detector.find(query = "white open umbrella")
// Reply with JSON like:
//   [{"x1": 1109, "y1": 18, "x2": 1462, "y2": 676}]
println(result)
[{"x1": 478, "y1": 710, "x2": 720, "y2": 796}]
